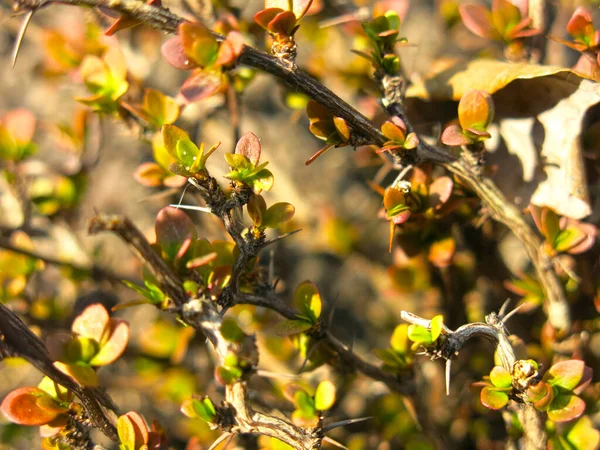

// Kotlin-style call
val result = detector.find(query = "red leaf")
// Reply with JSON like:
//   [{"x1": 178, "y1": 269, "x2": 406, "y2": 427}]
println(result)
[
  {"x1": 180, "y1": 71, "x2": 222, "y2": 103},
  {"x1": 459, "y1": 4, "x2": 498, "y2": 40},
  {"x1": 72, "y1": 304, "x2": 110, "y2": 343},
  {"x1": 235, "y1": 132, "x2": 261, "y2": 164},
  {"x1": 441, "y1": 124, "x2": 471, "y2": 146},
  {"x1": 1, "y1": 388, "x2": 59, "y2": 426},
  {"x1": 161, "y1": 37, "x2": 195, "y2": 70}
]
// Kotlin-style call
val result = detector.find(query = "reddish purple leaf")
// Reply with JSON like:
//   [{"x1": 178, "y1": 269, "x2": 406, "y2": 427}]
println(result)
[
  {"x1": 441, "y1": 124, "x2": 471, "y2": 146},
  {"x1": 459, "y1": 4, "x2": 498, "y2": 40},
  {"x1": 235, "y1": 132, "x2": 262, "y2": 164},
  {"x1": 161, "y1": 37, "x2": 195, "y2": 70}
]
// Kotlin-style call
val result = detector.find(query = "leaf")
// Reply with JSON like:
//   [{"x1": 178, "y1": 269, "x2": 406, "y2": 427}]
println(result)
[
  {"x1": 490, "y1": 366, "x2": 512, "y2": 388},
  {"x1": 554, "y1": 227, "x2": 586, "y2": 253},
  {"x1": 390, "y1": 324, "x2": 410, "y2": 354},
  {"x1": 180, "y1": 70, "x2": 223, "y2": 103},
  {"x1": 428, "y1": 237, "x2": 455, "y2": 268},
  {"x1": 143, "y1": 88, "x2": 180, "y2": 127},
  {"x1": 407, "y1": 59, "x2": 576, "y2": 101},
  {"x1": 547, "y1": 395, "x2": 586, "y2": 423},
  {"x1": 247, "y1": 194, "x2": 267, "y2": 226},
  {"x1": 407, "y1": 325, "x2": 432, "y2": 345},
  {"x1": 262, "y1": 202, "x2": 295, "y2": 228},
  {"x1": 480, "y1": 386, "x2": 510, "y2": 410},
  {"x1": 181, "y1": 398, "x2": 216, "y2": 422},
  {"x1": 220, "y1": 317, "x2": 245, "y2": 343},
  {"x1": 545, "y1": 360, "x2": 589, "y2": 391},
  {"x1": 89, "y1": 319, "x2": 129, "y2": 366},
  {"x1": 214, "y1": 31, "x2": 245, "y2": 67},
  {"x1": 314, "y1": 380, "x2": 336, "y2": 411},
  {"x1": 235, "y1": 132, "x2": 261, "y2": 164},
  {"x1": 117, "y1": 413, "x2": 137, "y2": 449},
  {"x1": 1, "y1": 387, "x2": 60, "y2": 425},
  {"x1": 179, "y1": 22, "x2": 218, "y2": 68},
  {"x1": 155, "y1": 206, "x2": 197, "y2": 261},
  {"x1": 53, "y1": 362, "x2": 98, "y2": 387},
  {"x1": 457, "y1": 89, "x2": 494, "y2": 131},
  {"x1": 430, "y1": 315, "x2": 445, "y2": 341},
  {"x1": 161, "y1": 36, "x2": 194, "y2": 70},
  {"x1": 272, "y1": 319, "x2": 312, "y2": 337},
  {"x1": 459, "y1": 4, "x2": 497, "y2": 40},
  {"x1": 294, "y1": 281, "x2": 321, "y2": 323},
  {"x1": 565, "y1": 416, "x2": 600, "y2": 450},
  {"x1": 441, "y1": 124, "x2": 471, "y2": 146},
  {"x1": 72, "y1": 303, "x2": 109, "y2": 343},
  {"x1": 268, "y1": 11, "x2": 297, "y2": 36}
]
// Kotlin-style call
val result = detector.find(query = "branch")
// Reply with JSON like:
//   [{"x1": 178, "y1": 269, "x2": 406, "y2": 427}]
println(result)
[
  {"x1": 87, "y1": 214, "x2": 323, "y2": 450},
  {"x1": 379, "y1": 74, "x2": 570, "y2": 331},
  {"x1": 400, "y1": 306, "x2": 547, "y2": 450},
  {"x1": 0, "y1": 303, "x2": 119, "y2": 443},
  {"x1": 13, "y1": 0, "x2": 569, "y2": 330}
]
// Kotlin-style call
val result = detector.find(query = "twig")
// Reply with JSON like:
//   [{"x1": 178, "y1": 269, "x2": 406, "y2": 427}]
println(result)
[
  {"x1": 400, "y1": 307, "x2": 547, "y2": 450},
  {"x1": 88, "y1": 214, "x2": 323, "y2": 450}
]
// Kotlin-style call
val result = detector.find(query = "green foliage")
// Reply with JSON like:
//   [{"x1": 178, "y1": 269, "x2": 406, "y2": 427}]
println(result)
[
  {"x1": 224, "y1": 132, "x2": 274, "y2": 193},
  {"x1": 284, "y1": 380, "x2": 336, "y2": 427},
  {"x1": 0, "y1": 109, "x2": 37, "y2": 161},
  {"x1": 75, "y1": 46, "x2": 129, "y2": 113},
  {"x1": 407, "y1": 315, "x2": 444, "y2": 350}
]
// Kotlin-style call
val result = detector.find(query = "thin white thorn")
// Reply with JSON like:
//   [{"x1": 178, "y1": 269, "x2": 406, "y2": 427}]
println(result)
[
  {"x1": 256, "y1": 369, "x2": 302, "y2": 380},
  {"x1": 445, "y1": 359, "x2": 452, "y2": 396},
  {"x1": 176, "y1": 182, "x2": 191, "y2": 207},
  {"x1": 169, "y1": 204, "x2": 212, "y2": 213},
  {"x1": 323, "y1": 436, "x2": 349, "y2": 450},
  {"x1": 498, "y1": 298, "x2": 512, "y2": 317},
  {"x1": 501, "y1": 302, "x2": 528, "y2": 324},
  {"x1": 12, "y1": 9, "x2": 34, "y2": 68},
  {"x1": 208, "y1": 432, "x2": 233, "y2": 450}
]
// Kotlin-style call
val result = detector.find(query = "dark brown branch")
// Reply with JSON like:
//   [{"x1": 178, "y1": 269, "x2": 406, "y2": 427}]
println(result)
[
  {"x1": 379, "y1": 74, "x2": 570, "y2": 331},
  {"x1": 0, "y1": 304, "x2": 119, "y2": 443}
]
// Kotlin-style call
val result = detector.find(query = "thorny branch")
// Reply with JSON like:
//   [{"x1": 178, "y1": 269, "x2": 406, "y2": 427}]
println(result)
[
  {"x1": 88, "y1": 211, "x2": 323, "y2": 450},
  {"x1": 0, "y1": 303, "x2": 119, "y2": 443},
  {"x1": 11, "y1": 0, "x2": 569, "y2": 330},
  {"x1": 401, "y1": 304, "x2": 547, "y2": 450}
]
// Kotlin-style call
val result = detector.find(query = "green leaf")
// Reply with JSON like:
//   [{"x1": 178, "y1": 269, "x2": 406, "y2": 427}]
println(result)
[
  {"x1": 390, "y1": 324, "x2": 410, "y2": 354},
  {"x1": 314, "y1": 380, "x2": 336, "y2": 411},
  {"x1": 547, "y1": 395, "x2": 586, "y2": 423},
  {"x1": 294, "y1": 281, "x2": 322, "y2": 324},
  {"x1": 272, "y1": 319, "x2": 313, "y2": 337},
  {"x1": 215, "y1": 365, "x2": 243, "y2": 385},
  {"x1": 175, "y1": 139, "x2": 200, "y2": 168},
  {"x1": 117, "y1": 414, "x2": 136, "y2": 449},
  {"x1": 541, "y1": 208, "x2": 561, "y2": 244},
  {"x1": 262, "y1": 202, "x2": 295, "y2": 229},
  {"x1": 430, "y1": 315, "x2": 444, "y2": 341},
  {"x1": 294, "y1": 390, "x2": 316, "y2": 416},
  {"x1": 181, "y1": 397, "x2": 217, "y2": 423},
  {"x1": 407, "y1": 325, "x2": 433, "y2": 345},
  {"x1": 545, "y1": 360, "x2": 588, "y2": 391},
  {"x1": 489, "y1": 366, "x2": 512, "y2": 388},
  {"x1": 554, "y1": 227, "x2": 586, "y2": 253},
  {"x1": 565, "y1": 416, "x2": 600, "y2": 450},
  {"x1": 224, "y1": 153, "x2": 252, "y2": 170},
  {"x1": 480, "y1": 386, "x2": 510, "y2": 410},
  {"x1": 220, "y1": 317, "x2": 245, "y2": 343}
]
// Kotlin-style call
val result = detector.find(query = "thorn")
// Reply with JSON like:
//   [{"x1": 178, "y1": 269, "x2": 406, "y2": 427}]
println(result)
[
  {"x1": 268, "y1": 248, "x2": 275, "y2": 287},
  {"x1": 169, "y1": 204, "x2": 212, "y2": 213},
  {"x1": 500, "y1": 302, "x2": 528, "y2": 324},
  {"x1": 263, "y1": 229, "x2": 302, "y2": 247},
  {"x1": 327, "y1": 292, "x2": 340, "y2": 329},
  {"x1": 498, "y1": 298, "x2": 512, "y2": 318},
  {"x1": 298, "y1": 340, "x2": 322, "y2": 373},
  {"x1": 208, "y1": 432, "x2": 233, "y2": 450},
  {"x1": 445, "y1": 359, "x2": 452, "y2": 396},
  {"x1": 12, "y1": 9, "x2": 34, "y2": 68},
  {"x1": 256, "y1": 369, "x2": 302, "y2": 380},
  {"x1": 322, "y1": 436, "x2": 349, "y2": 450},
  {"x1": 322, "y1": 416, "x2": 371, "y2": 433}
]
